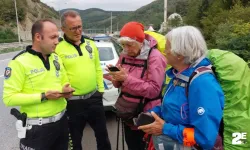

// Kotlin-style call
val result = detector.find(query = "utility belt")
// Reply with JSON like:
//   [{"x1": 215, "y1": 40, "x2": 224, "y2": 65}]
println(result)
[
  {"x1": 26, "y1": 109, "x2": 66, "y2": 126},
  {"x1": 10, "y1": 108, "x2": 65, "y2": 139},
  {"x1": 68, "y1": 89, "x2": 97, "y2": 101}
]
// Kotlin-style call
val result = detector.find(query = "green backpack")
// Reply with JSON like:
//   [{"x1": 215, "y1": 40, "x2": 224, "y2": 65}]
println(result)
[{"x1": 207, "y1": 49, "x2": 250, "y2": 150}]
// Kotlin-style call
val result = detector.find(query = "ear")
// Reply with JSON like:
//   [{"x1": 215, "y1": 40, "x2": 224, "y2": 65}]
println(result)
[
  {"x1": 34, "y1": 33, "x2": 42, "y2": 42},
  {"x1": 177, "y1": 54, "x2": 185, "y2": 60},
  {"x1": 61, "y1": 26, "x2": 66, "y2": 33}
]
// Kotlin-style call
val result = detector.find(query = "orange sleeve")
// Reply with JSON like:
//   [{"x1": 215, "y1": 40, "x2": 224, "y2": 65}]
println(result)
[{"x1": 183, "y1": 128, "x2": 196, "y2": 147}]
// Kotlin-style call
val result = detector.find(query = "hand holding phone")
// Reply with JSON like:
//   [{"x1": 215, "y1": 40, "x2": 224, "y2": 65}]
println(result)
[
  {"x1": 134, "y1": 112, "x2": 155, "y2": 126},
  {"x1": 60, "y1": 90, "x2": 75, "y2": 94},
  {"x1": 61, "y1": 84, "x2": 75, "y2": 99},
  {"x1": 108, "y1": 66, "x2": 120, "y2": 72}
]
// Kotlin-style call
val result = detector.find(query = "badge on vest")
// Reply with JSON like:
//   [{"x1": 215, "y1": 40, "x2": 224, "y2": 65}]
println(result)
[
  {"x1": 4, "y1": 67, "x2": 12, "y2": 79},
  {"x1": 53, "y1": 60, "x2": 60, "y2": 71},
  {"x1": 85, "y1": 41, "x2": 93, "y2": 59},
  {"x1": 53, "y1": 55, "x2": 60, "y2": 77}
]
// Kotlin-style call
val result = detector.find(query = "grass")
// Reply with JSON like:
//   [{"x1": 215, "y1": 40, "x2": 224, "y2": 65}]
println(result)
[{"x1": 0, "y1": 47, "x2": 22, "y2": 54}]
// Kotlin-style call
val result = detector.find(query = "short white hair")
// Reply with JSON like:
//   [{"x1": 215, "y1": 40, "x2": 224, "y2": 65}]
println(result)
[
  {"x1": 166, "y1": 26, "x2": 207, "y2": 64},
  {"x1": 118, "y1": 37, "x2": 141, "y2": 46}
]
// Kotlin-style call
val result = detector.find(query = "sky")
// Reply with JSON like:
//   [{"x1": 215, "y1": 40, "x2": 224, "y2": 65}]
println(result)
[{"x1": 41, "y1": 0, "x2": 155, "y2": 11}]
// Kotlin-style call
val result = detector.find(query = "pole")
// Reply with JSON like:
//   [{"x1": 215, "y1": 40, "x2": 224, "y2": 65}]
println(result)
[
  {"x1": 110, "y1": 12, "x2": 113, "y2": 33},
  {"x1": 117, "y1": 22, "x2": 118, "y2": 31},
  {"x1": 14, "y1": 0, "x2": 21, "y2": 44},
  {"x1": 58, "y1": 4, "x2": 61, "y2": 27},
  {"x1": 164, "y1": 0, "x2": 167, "y2": 23}
]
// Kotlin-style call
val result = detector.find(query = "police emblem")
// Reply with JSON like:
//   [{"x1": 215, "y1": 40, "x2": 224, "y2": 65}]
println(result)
[
  {"x1": 4, "y1": 67, "x2": 12, "y2": 79},
  {"x1": 53, "y1": 60, "x2": 60, "y2": 71},
  {"x1": 85, "y1": 41, "x2": 93, "y2": 59}
]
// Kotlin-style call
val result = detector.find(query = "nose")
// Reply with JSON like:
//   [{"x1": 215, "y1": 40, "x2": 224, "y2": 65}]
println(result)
[{"x1": 55, "y1": 39, "x2": 59, "y2": 45}]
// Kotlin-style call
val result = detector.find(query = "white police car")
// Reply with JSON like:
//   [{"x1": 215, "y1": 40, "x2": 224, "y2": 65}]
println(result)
[
  {"x1": 93, "y1": 34, "x2": 112, "y2": 42},
  {"x1": 95, "y1": 41, "x2": 120, "y2": 110}
]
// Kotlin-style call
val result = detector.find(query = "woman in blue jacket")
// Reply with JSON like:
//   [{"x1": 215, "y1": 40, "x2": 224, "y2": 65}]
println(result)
[{"x1": 139, "y1": 26, "x2": 224, "y2": 150}]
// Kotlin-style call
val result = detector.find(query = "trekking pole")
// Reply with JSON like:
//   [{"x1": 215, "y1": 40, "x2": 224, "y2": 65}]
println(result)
[
  {"x1": 144, "y1": 134, "x2": 151, "y2": 150},
  {"x1": 116, "y1": 117, "x2": 120, "y2": 150},
  {"x1": 122, "y1": 120, "x2": 125, "y2": 150}
]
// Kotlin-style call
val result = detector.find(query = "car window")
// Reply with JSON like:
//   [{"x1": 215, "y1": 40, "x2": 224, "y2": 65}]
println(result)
[{"x1": 97, "y1": 47, "x2": 114, "y2": 61}]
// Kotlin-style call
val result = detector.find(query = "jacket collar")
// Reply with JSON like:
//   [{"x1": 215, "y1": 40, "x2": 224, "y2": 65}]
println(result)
[
  {"x1": 121, "y1": 39, "x2": 152, "y2": 60},
  {"x1": 63, "y1": 34, "x2": 85, "y2": 46},
  {"x1": 26, "y1": 45, "x2": 51, "y2": 57}
]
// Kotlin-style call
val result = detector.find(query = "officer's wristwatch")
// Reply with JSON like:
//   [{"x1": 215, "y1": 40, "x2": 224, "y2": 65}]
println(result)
[{"x1": 41, "y1": 92, "x2": 48, "y2": 102}]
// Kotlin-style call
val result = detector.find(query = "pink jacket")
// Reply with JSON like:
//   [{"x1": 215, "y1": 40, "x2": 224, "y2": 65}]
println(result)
[{"x1": 113, "y1": 34, "x2": 167, "y2": 111}]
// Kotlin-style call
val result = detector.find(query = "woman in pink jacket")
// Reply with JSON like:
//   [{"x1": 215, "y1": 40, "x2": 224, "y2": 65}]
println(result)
[{"x1": 107, "y1": 22, "x2": 167, "y2": 150}]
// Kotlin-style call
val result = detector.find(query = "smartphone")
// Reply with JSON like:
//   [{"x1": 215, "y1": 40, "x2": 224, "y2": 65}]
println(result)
[
  {"x1": 108, "y1": 66, "x2": 120, "y2": 72},
  {"x1": 135, "y1": 112, "x2": 155, "y2": 126},
  {"x1": 60, "y1": 90, "x2": 75, "y2": 94}
]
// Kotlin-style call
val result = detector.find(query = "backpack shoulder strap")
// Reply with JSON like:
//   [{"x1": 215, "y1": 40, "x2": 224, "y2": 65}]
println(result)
[
  {"x1": 141, "y1": 47, "x2": 154, "y2": 78},
  {"x1": 121, "y1": 48, "x2": 154, "y2": 79},
  {"x1": 185, "y1": 65, "x2": 214, "y2": 97}
]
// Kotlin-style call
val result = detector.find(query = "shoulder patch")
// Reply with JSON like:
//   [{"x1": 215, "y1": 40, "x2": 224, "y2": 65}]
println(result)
[
  {"x1": 12, "y1": 50, "x2": 27, "y2": 60},
  {"x1": 58, "y1": 37, "x2": 64, "y2": 42},
  {"x1": 4, "y1": 67, "x2": 12, "y2": 79}
]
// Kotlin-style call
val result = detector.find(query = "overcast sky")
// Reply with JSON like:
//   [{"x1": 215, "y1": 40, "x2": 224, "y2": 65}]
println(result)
[{"x1": 41, "y1": 0, "x2": 155, "y2": 11}]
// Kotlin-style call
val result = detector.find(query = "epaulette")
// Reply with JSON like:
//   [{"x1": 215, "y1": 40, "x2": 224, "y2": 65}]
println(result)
[
  {"x1": 58, "y1": 37, "x2": 64, "y2": 42},
  {"x1": 12, "y1": 50, "x2": 27, "y2": 60}
]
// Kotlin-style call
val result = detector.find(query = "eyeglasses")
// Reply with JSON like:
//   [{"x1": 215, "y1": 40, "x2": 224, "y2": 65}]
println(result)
[
  {"x1": 67, "y1": 25, "x2": 82, "y2": 32},
  {"x1": 121, "y1": 43, "x2": 136, "y2": 48}
]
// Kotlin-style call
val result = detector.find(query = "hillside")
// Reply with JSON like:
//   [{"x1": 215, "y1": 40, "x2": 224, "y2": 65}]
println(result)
[
  {"x1": 60, "y1": 8, "x2": 131, "y2": 30},
  {"x1": 107, "y1": 0, "x2": 188, "y2": 31},
  {"x1": 0, "y1": 0, "x2": 59, "y2": 42},
  {"x1": 60, "y1": 0, "x2": 188, "y2": 32}
]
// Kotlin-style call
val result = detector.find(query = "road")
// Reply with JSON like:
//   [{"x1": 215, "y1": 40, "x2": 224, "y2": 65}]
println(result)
[{"x1": 0, "y1": 51, "x2": 127, "y2": 150}]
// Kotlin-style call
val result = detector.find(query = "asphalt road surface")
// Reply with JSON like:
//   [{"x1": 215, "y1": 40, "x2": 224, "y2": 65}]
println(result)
[{"x1": 0, "y1": 51, "x2": 127, "y2": 150}]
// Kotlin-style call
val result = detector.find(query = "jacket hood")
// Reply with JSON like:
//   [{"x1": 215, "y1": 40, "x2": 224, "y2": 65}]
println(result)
[{"x1": 121, "y1": 34, "x2": 158, "y2": 60}]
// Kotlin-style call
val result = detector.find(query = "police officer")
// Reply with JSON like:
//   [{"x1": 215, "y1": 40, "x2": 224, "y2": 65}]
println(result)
[
  {"x1": 3, "y1": 19, "x2": 75, "y2": 150},
  {"x1": 55, "y1": 10, "x2": 111, "y2": 150}
]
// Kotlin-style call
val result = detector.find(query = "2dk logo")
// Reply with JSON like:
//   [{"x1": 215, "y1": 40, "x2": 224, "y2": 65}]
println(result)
[{"x1": 232, "y1": 132, "x2": 247, "y2": 145}]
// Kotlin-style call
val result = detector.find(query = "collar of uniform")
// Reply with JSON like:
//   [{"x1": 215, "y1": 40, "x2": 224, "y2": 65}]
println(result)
[
  {"x1": 63, "y1": 34, "x2": 85, "y2": 46},
  {"x1": 26, "y1": 45, "x2": 51, "y2": 57},
  {"x1": 26, "y1": 45, "x2": 51, "y2": 70},
  {"x1": 63, "y1": 35, "x2": 85, "y2": 56}
]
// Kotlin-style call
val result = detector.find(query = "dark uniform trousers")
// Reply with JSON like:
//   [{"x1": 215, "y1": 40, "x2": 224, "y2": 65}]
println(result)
[
  {"x1": 20, "y1": 115, "x2": 69, "y2": 150},
  {"x1": 66, "y1": 91, "x2": 111, "y2": 150}
]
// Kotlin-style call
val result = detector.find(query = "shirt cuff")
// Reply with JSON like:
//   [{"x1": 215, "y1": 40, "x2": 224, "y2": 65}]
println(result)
[{"x1": 32, "y1": 93, "x2": 43, "y2": 104}]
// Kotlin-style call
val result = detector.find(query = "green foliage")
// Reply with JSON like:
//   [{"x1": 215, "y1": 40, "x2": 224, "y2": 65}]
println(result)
[
  {"x1": 0, "y1": 0, "x2": 27, "y2": 24},
  {"x1": 230, "y1": 50, "x2": 250, "y2": 65},
  {"x1": 184, "y1": 0, "x2": 250, "y2": 63},
  {"x1": 0, "y1": 0, "x2": 59, "y2": 44},
  {"x1": 0, "y1": 28, "x2": 18, "y2": 43},
  {"x1": 184, "y1": 0, "x2": 202, "y2": 27},
  {"x1": 168, "y1": 15, "x2": 183, "y2": 28},
  {"x1": 0, "y1": 0, "x2": 59, "y2": 25}
]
